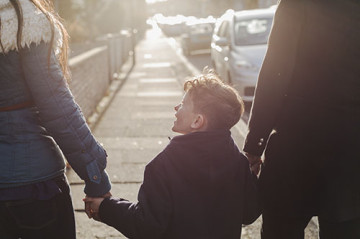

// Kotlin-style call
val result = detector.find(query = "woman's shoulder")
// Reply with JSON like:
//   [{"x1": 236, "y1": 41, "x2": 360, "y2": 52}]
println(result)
[{"x1": 0, "y1": 0, "x2": 61, "y2": 54}]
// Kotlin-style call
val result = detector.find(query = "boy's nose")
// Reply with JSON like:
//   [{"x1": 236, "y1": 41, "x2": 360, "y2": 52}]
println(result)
[{"x1": 174, "y1": 104, "x2": 179, "y2": 111}]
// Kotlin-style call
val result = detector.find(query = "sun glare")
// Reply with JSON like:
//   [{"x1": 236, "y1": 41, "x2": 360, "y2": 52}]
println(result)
[{"x1": 146, "y1": 0, "x2": 168, "y2": 4}]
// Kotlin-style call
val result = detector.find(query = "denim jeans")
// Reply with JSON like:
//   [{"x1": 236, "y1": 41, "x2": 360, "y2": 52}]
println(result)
[{"x1": 0, "y1": 175, "x2": 76, "y2": 239}]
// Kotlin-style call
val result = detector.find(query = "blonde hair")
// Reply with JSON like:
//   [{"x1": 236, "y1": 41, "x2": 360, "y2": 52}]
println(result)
[{"x1": 184, "y1": 68, "x2": 244, "y2": 130}]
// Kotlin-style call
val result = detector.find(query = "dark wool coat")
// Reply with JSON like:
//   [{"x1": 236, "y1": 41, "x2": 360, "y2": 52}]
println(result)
[
  {"x1": 99, "y1": 130, "x2": 260, "y2": 239},
  {"x1": 243, "y1": 0, "x2": 360, "y2": 222}
]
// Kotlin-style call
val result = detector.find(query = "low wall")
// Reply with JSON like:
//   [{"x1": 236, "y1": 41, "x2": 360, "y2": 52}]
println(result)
[
  {"x1": 69, "y1": 46, "x2": 109, "y2": 119},
  {"x1": 68, "y1": 31, "x2": 135, "y2": 119}
]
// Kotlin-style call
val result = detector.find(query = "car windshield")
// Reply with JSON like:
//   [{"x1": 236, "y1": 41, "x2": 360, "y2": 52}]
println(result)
[
  {"x1": 189, "y1": 23, "x2": 213, "y2": 35},
  {"x1": 234, "y1": 17, "x2": 273, "y2": 46}
]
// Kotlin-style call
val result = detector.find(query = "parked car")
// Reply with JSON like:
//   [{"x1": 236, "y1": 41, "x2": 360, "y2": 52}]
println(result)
[
  {"x1": 155, "y1": 14, "x2": 188, "y2": 37},
  {"x1": 181, "y1": 18, "x2": 216, "y2": 55},
  {"x1": 211, "y1": 7, "x2": 276, "y2": 102}
]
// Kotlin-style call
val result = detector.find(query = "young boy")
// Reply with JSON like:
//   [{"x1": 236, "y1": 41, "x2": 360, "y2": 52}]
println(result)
[{"x1": 84, "y1": 70, "x2": 260, "y2": 239}]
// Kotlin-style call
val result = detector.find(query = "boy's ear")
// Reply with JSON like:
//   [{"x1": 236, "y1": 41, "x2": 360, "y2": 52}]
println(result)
[{"x1": 191, "y1": 114, "x2": 206, "y2": 130}]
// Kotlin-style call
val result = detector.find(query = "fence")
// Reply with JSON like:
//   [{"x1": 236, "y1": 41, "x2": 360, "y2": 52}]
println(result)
[{"x1": 68, "y1": 30, "x2": 135, "y2": 119}]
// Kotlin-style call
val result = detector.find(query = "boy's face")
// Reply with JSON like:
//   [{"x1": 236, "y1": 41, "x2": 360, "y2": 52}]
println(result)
[{"x1": 172, "y1": 92, "x2": 198, "y2": 134}]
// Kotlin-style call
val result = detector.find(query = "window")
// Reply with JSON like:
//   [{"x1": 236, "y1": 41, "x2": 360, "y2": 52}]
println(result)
[
  {"x1": 234, "y1": 17, "x2": 273, "y2": 46},
  {"x1": 189, "y1": 23, "x2": 213, "y2": 34}
]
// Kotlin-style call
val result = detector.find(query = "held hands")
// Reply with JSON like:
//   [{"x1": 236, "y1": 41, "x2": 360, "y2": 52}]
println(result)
[
  {"x1": 83, "y1": 192, "x2": 111, "y2": 221},
  {"x1": 245, "y1": 153, "x2": 262, "y2": 176}
]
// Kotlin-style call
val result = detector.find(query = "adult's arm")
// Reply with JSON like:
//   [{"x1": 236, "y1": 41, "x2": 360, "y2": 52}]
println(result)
[
  {"x1": 20, "y1": 42, "x2": 111, "y2": 197},
  {"x1": 243, "y1": 0, "x2": 305, "y2": 156}
]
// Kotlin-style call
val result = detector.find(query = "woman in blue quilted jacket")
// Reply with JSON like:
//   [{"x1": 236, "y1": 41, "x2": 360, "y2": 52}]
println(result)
[{"x1": 0, "y1": 0, "x2": 111, "y2": 238}]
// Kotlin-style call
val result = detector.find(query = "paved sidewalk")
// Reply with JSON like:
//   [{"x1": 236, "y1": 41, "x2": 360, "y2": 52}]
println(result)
[
  {"x1": 68, "y1": 27, "x2": 190, "y2": 238},
  {"x1": 67, "y1": 27, "x2": 319, "y2": 238}
]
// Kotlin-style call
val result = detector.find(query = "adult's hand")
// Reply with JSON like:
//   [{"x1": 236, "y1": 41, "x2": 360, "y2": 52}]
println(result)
[
  {"x1": 245, "y1": 153, "x2": 262, "y2": 176},
  {"x1": 83, "y1": 197, "x2": 106, "y2": 221},
  {"x1": 84, "y1": 191, "x2": 112, "y2": 219}
]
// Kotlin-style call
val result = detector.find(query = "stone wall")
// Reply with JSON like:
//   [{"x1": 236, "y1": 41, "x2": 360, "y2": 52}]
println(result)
[
  {"x1": 68, "y1": 32, "x2": 134, "y2": 119},
  {"x1": 69, "y1": 46, "x2": 109, "y2": 119}
]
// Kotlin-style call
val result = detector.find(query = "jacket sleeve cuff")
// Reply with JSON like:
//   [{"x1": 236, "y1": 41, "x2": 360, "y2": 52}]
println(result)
[
  {"x1": 98, "y1": 197, "x2": 133, "y2": 232},
  {"x1": 243, "y1": 133, "x2": 267, "y2": 156},
  {"x1": 84, "y1": 170, "x2": 111, "y2": 197},
  {"x1": 99, "y1": 197, "x2": 117, "y2": 224}
]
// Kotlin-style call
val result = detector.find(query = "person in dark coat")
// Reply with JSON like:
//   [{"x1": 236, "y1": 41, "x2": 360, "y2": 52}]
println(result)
[
  {"x1": 84, "y1": 70, "x2": 260, "y2": 239},
  {"x1": 243, "y1": 0, "x2": 360, "y2": 238}
]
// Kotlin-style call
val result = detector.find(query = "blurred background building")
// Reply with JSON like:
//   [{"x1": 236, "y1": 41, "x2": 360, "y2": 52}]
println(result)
[
  {"x1": 51, "y1": 0, "x2": 147, "y2": 42},
  {"x1": 50, "y1": 0, "x2": 277, "y2": 43},
  {"x1": 146, "y1": 0, "x2": 278, "y2": 17}
]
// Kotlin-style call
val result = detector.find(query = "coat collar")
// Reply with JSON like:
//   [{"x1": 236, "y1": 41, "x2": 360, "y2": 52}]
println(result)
[
  {"x1": 0, "y1": 1, "x2": 11, "y2": 10},
  {"x1": 0, "y1": 0, "x2": 62, "y2": 53}
]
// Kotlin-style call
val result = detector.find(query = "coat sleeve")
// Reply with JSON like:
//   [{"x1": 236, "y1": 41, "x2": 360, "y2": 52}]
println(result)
[
  {"x1": 243, "y1": 0, "x2": 305, "y2": 156},
  {"x1": 99, "y1": 153, "x2": 172, "y2": 239},
  {"x1": 20, "y1": 42, "x2": 111, "y2": 197},
  {"x1": 240, "y1": 154, "x2": 261, "y2": 225}
]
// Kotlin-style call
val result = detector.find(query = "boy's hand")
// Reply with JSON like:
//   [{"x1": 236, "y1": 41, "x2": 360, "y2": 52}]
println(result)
[
  {"x1": 84, "y1": 192, "x2": 111, "y2": 220},
  {"x1": 83, "y1": 196, "x2": 106, "y2": 221}
]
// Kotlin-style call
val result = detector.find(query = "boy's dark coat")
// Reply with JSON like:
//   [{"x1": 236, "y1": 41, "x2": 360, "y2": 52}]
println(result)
[{"x1": 99, "y1": 131, "x2": 259, "y2": 238}]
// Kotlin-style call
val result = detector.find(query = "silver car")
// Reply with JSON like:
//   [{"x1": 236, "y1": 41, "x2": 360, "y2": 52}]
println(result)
[
  {"x1": 181, "y1": 20, "x2": 215, "y2": 55},
  {"x1": 211, "y1": 7, "x2": 275, "y2": 102}
]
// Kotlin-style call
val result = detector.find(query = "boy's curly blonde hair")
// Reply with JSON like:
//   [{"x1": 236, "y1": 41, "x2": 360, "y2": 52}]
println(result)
[{"x1": 184, "y1": 68, "x2": 244, "y2": 130}]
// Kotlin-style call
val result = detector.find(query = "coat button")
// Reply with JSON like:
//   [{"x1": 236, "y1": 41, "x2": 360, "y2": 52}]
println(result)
[
  {"x1": 81, "y1": 149, "x2": 85, "y2": 153},
  {"x1": 93, "y1": 175, "x2": 98, "y2": 180},
  {"x1": 258, "y1": 138, "x2": 264, "y2": 146}
]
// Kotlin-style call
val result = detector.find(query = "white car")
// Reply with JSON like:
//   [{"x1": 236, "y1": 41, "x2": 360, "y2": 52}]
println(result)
[
  {"x1": 181, "y1": 20, "x2": 215, "y2": 55},
  {"x1": 211, "y1": 7, "x2": 276, "y2": 102}
]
